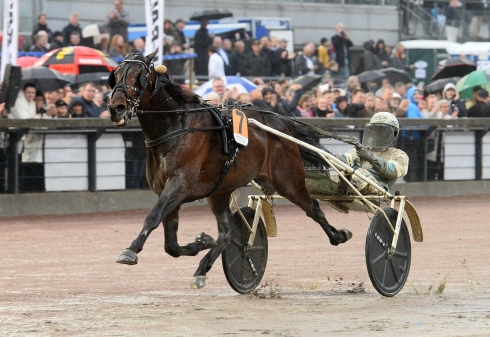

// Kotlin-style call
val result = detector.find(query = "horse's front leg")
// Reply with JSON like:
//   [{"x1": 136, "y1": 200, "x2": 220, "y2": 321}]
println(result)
[
  {"x1": 116, "y1": 177, "x2": 188, "y2": 265},
  {"x1": 192, "y1": 192, "x2": 233, "y2": 289},
  {"x1": 163, "y1": 207, "x2": 217, "y2": 258}
]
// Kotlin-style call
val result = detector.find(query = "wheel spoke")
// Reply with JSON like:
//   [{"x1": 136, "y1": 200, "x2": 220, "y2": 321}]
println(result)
[
  {"x1": 250, "y1": 245, "x2": 265, "y2": 251},
  {"x1": 393, "y1": 250, "x2": 408, "y2": 258},
  {"x1": 371, "y1": 251, "x2": 386, "y2": 265},
  {"x1": 230, "y1": 238, "x2": 243, "y2": 249},
  {"x1": 228, "y1": 251, "x2": 243, "y2": 269},
  {"x1": 389, "y1": 258, "x2": 401, "y2": 283},
  {"x1": 380, "y1": 259, "x2": 388, "y2": 286}
]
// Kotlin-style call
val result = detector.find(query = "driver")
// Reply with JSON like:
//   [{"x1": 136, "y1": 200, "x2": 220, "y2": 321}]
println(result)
[{"x1": 336, "y1": 111, "x2": 409, "y2": 194}]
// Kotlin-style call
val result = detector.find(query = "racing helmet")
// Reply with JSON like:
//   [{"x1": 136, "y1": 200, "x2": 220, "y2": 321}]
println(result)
[{"x1": 362, "y1": 112, "x2": 399, "y2": 150}]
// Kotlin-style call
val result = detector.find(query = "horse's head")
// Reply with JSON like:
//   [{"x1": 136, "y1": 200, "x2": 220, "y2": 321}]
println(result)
[{"x1": 107, "y1": 51, "x2": 158, "y2": 126}]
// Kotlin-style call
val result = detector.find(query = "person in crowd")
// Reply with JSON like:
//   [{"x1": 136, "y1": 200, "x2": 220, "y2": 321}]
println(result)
[
  {"x1": 174, "y1": 19, "x2": 189, "y2": 50},
  {"x1": 34, "y1": 91, "x2": 46, "y2": 116},
  {"x1": 44, "y1": 89, "x2": 61, "y2": 106},
  {"x1": 241, "y1": 39, "x2": 272, "y2": 77},
  {"x1": 360, "y1": 92, "x2": 376, "y2": 117},
  {"x1": 49, "y1": 31, "x2": 64, "y2": 50},
  {"x1": 391, "y1": 92, "x2": 402, "y2": 109},
  {"x1": 68, "y1": 31, "x2": 82, "y2": 47},
  {"x1": 442, "y1": 83, "x2": 467, "y2": 117},
  {"x1": 375, "y1": 39, "x2": 390, "y2": 68},
  {"x1": 346, "y1": 88, "x2": 365, "y2": 117},
  {"x1": 32, "y1": 13, "x2": 53, "y2": 43},
  {"x1": 211, "y1": 36, "x2": 230, "y2": 75},
  {"x1": 331, "y1": 23, "x2": 353, "y2": 77},
  {"x1": 132, "y1": 38, "x2": 145, "y2": 54},
  {"x1": 261, "y1": 87, "x2": 277, "y2": 111},
  {"x1": 467, "y1": 89, "x2": 490, "y2": 117},
  {"x1": 208, "y1": 46, "x2": 225, "y2": 79},
  {"x1": 346, "y1": 75, "x2": 360, "y2": 102},
  {"x1": 327, "y1": 60, "x2": 339, "y2": 78},
  {"x1": 163, "y1": 19, "x2": 181, "y2": 54},
  {"x1": 29, "y1": 31, "x2": 49, "y2": 52},
  {"x1": 239, "y1": 93, "x2": 252, "y2": 104},
  {"x1": 445, "y1": 0, "x2": 460, "y2": 42},
  {"x1": 69, "y1": 82, "x2": 102, "y2": 118},
  {"x1": 62, "y1": 85, "x2": 73, "y2": 106},
  {"x1": 109, "y1": 34, "x2": 128, "y2": 58},
  {"x1": 291, "y1": 94, "x2": 314, "y2": 117},
  {"x1": 205, "y1": 91, "x2": 221, "y2": 105},
  {"x1": 465, "y1": 86, "x2": 482, "y2": 110},
  {"x1": 106, "y1": 0, "x2": 130, "y2": 42},
  {"x1": 8, "y1": 83, "x2": 43, "y2": 164},
  {"x1": 211, "y1": 77, "x2": 226, "y2": 102},
  {"x1": 400, "y1": 86, "x2": 423, "y2": 182},
  {"x1": 274, "y1": 38, "x2": 295, "y2": 77},
  {"x1": 318, "y1": 37, "x2": 330, "y2": 75},
  {"x1": 69, "y1": 101, "x2": 84, "y2": 118},
  {"x1": 355, "y1": 40, "x2": 381, "y2": 74},
  {"x1": 294, "y1": 43, "x2": 319, "y2": 76},
  {"x1": 394, "y1": 82, "x2": 407, "y2": 99},
  {"x1": 193, "y1": 18, "x2": 214, "y2": 76},
  {"x1": 62, "y1": 13, "x2": 82, "y2": 46},
  {"x1": 228, "y1": 40, "x2": 246, "y2": 76},
  {"x1": 334, "y1": 112, "x2": 408, "y2": 194},
  {"x1": 313, "y1": 95, "x2": 335, "y2": 118},
  {"x1": 390, "y1": 43, "x2": 414, "y2": 72},
  {"x1": 274, "y1": 83, "x2": 303, "y2": 116},
  {"x1": 54, "y1": 99, "x2": 69, "y2": 118},
  {"x1": 95, "y1": 36, "x2": 110, "y2": 55},
  {"x1": 167, "y1": 41, "x2": 186, "y2": 83},
  {"x1": 380, "y1": 84, "x2": 395, "y2": 113},
  {"x1": 336, "y1": 96, "x2": 348, "y2": 117}
]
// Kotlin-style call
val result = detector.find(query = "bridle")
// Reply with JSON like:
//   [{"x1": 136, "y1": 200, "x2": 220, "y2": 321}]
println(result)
[{"x1": 109, "y1": 56, "x2": 154, "y2": 118}]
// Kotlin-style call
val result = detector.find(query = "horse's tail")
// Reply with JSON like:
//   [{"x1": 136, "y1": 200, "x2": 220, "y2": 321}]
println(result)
[{"x1": 281, "y1": 119, "x2": 332, "y2": 168}]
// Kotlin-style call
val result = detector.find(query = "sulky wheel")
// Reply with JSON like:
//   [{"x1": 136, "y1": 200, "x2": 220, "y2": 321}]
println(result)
[
  {"x1": 222, "y1": 207, "x2": 268, "y2": 294},
  {"x1": 365, "y1": 207, "x2": 411, "y2": 297}
]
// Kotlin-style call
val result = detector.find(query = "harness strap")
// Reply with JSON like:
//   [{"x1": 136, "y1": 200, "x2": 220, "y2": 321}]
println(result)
[{"x1": 145, "y1": 126, "x2": 227, "y2": 148}]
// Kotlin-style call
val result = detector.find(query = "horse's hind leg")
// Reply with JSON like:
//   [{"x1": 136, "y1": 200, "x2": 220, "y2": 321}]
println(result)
[
  {"x1": 272, "y1": 172, "x2": 351, "y2": 246},
  {"x1": 192, "y1": 192, "x2": 233, "y2": 289}
]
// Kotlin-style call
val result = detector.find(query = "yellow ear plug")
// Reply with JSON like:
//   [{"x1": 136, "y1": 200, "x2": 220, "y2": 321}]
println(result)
[{"x1": 155, "y1": 65, "x2": 167, "y2": 74}]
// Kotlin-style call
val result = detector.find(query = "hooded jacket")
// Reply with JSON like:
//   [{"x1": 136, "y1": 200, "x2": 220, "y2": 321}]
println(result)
[
  {"x1": 402, "y1": 87, "x2": 422, "y2": 141},
  {"x1": 355, "y1": 40, "x2": 381, "y2": 74},
  {"x1": 442, "y1": 83, "x2": 467, "y2": 117}
]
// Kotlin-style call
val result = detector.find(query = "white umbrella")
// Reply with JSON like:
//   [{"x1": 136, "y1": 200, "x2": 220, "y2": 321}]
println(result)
[{"x1": 194, "y1": 76, "x2": 257, "y2": 96}]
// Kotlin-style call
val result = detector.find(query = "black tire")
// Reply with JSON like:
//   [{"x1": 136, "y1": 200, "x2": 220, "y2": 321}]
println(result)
[
  {"x1": 222, "y1": 207, "x2": 268, "y2": 294},
  {"x1": 365, "y1": 207, "x2": 411, "y2": 297}
]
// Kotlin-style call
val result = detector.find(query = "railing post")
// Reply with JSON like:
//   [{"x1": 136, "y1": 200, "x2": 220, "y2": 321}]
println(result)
[
  {"x1": 475, "y1": 128, "x2": 489, "y2": 180},
  {"x1": 6, "y1": 129, "x2": 27, "y2": 194},
  {"x1": 87, "y1": 129, "x2": 105, "y2": 192}
]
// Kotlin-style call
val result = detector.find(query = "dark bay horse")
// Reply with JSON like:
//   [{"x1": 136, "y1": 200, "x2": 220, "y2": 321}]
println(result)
[{"x1": 107, "y1": 51, "x2": 352, "y2": 288}]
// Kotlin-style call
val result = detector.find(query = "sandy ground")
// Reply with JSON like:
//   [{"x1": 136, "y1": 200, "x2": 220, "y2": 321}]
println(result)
[{"x1": 1, "y1": 194, "x2": 490, "y2": 336}]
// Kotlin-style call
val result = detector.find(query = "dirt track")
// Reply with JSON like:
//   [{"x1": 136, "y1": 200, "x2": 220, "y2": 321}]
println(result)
[{"x1": 1, "y1": 195, "x2": 490, "y2": 336}]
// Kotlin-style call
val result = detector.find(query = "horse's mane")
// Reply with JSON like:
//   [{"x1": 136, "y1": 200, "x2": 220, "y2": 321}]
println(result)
[{"x1": 125, "y1": 52, "x2": 201, "y2": 105}]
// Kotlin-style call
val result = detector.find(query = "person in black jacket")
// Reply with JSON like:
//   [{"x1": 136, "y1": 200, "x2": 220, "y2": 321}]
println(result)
[
  {"x1": 32, "y1": 13, "x2": 53, "y2": 43},
  {"x1": 241, "y1": 40, "x2": 272, "y2": 77},
  {"x1": 62, "y1": 13, "x2": 83, "y2": 47},
  {"x1": 331, "y1": 23, "x2": 353, "y2": 77},
  {"x1": 228, "y1": 40, "x2": 246, "y2": 76},
  {"x1": 467, "y1": 90, "x2": 490, "y2": 117},
  {"x1": 194, "y1": 19, "x2": 214, "y2": 76},
  {"x1": 355, "y1": 40, "x2": 381, "y2": 74}
]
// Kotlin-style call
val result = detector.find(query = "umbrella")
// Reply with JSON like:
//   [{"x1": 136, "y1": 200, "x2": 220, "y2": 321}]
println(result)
[
  {"x1": 424, "y1": 77, "x2": 460, "y2": 94},
  {"x1": 432, "y1": 57, "x2": 476, "y2": 81},
  {"x1": 356, "y1": 70, "x2": 386, "y2": 83},
  {"x1": 21, "y1": 67, "x2": 70, "y2": 92},
  {"x1": 82, "y1": 23, "x2": 110, "y2": 45},
  {"x1": 16, "y1": 56, "x2": 39, "y2": 69},
  {"x1": 194, "y1": 76, "x2": 256, "y2": 96},
  {"x1": 67, "y1": 72, "x2": 111, "y2": 90},
  {"x1": 189, "y1": 9, "x2": 233, "y2": 21},
  {"x1": 455, "y1": 70, "x2": 490, "y2": 99},
  {"x1": 34, "y1": 46, "x2": 119, "y2": 74},
  {"x1": 292, "y1": 74, "x2": 323, "y2": 92},
  {"x1": 379, "y1": 67, "x2": 412, "y2": 84}
]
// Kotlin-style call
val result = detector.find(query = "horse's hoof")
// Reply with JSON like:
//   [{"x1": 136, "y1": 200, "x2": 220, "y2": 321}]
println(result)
[
  {"x1": 340, "y1": 229, "x2": 353, "y2": 242},
  {"x1": 116, "y1": 249, "x2": 138, "y2": 265},
  {"x1": 191, "y1": 276, "x2": 208, "y2": 289},
  {"x1": 195, "y1": 232, "x2": 217, "y2": 249}
]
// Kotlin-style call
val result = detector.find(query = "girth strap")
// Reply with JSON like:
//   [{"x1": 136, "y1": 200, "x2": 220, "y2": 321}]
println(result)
[{"x1": 145, "y1": 126, "x2": 227, "y2": 148}]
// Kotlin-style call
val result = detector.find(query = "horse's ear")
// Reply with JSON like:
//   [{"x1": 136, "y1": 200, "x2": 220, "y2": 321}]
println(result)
[
  {"x1": 145, "y1": 50, "x2": 158, "y2": 64},
  {"x1": 108, "y1": 70, "x2": 116, "y2": 89}
]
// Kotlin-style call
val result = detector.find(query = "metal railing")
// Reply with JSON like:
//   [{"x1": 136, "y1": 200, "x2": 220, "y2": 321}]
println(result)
[{"x1": 1, "y1": 117, "x2": 490, "y2": 194}]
